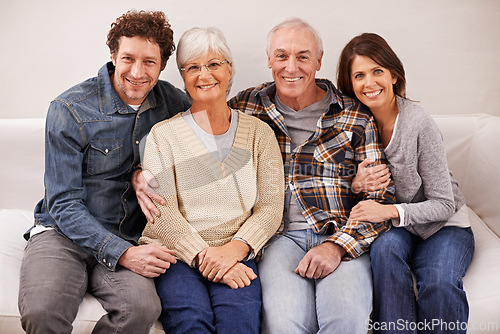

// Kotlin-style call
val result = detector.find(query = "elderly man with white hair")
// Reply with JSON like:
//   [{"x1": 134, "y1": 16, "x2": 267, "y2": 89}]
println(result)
[{"x1": 229, "y1": 18, "x2": 395, "y2": 333}]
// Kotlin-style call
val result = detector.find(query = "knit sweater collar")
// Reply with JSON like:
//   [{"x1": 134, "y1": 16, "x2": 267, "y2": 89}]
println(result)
[{"x1": 171, "y1": 110, "x2": 254, "y2": 177}]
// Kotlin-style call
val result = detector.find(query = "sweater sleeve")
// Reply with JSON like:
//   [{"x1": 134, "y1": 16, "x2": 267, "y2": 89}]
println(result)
[
  {"x1": 397, "y1": 110, "x2": 455, "y2": 225},
  {"x1": 138, "y1": 124, "x2": 209, "y2": 266},
  {"x1": 233, "y1": 122, "x2": 285, "y2": 254}
]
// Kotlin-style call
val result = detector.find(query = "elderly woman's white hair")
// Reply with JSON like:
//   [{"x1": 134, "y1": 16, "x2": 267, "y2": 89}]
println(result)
[
  {"x1": 176, "y1": 27, "x2": 234, "y2": 98},
  {"x1": 266, "y1": 17, "x2": 323, "y2": 59}
]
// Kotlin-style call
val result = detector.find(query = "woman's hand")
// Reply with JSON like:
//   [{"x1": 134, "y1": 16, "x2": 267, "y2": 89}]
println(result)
[
  {"x1": 220, "y1": 262, "x2": 257, "y2": 289},
  {"x1": 349, "y1": 200, "x2": 399, "y2": 223},
  {"x1": 352, "y1": 158, "x2": 391, "y2": 194},
  {"x1": 197, "y1": 240, "x2": 251, "y2": 283}
]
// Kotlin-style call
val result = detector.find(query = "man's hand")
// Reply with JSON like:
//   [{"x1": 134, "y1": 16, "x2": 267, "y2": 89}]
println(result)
[
  {"x1": 295, "y1": 242, "x2": 346, "y2": 279},
  {"x1": 118, "y1": 243, "x2": 176, "y2": 278},
  {"x1": 349, "y1": 200, "x2": 399, "y2": 223},
  {"x1": 220, "y1": 262, "x2": 257, "y2": 289},
  {"x1": 352, "y1": 158, "x2": 391, "y2": 194},
  {"x1": 197, "y1": 240, "x2": 250, "y2": 283},
  {"x1": 132, "y1": 169, "x2": 164, "y2": 223}
]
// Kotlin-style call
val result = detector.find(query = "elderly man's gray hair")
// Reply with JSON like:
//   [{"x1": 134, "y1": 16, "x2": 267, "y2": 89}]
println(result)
[{"x1": 266, "y1": 17, "x2": 324, "y2": 59}]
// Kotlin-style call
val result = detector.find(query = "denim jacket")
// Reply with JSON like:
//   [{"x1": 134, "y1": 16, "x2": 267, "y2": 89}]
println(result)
[{"x1": 29, "y1": 62, "x2": 190, "y2": 271}]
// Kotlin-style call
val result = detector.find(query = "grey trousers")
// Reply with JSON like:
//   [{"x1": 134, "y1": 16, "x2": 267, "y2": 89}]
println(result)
[{"x1": 18, "y1": 230, "x2": 161, "y2": 334}]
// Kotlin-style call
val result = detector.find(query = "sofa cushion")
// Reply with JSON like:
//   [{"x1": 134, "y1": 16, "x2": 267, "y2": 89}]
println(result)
[
  {"x1": 0, "y1": 209, "x2": 165, "y2": 334},
  {"x1": 465, "y1": 208, "x2": 500, "y2": 331}
]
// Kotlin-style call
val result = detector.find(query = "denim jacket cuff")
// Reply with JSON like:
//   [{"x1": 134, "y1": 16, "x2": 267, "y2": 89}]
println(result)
[{"x1": 98, "y1": 234, "x2": 132, "y2": 271}]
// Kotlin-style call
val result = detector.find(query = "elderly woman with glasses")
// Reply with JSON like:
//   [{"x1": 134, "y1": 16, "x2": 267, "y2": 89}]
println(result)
[{"x1": 138, "y1": 27, "x2": 284, "y2": 334}]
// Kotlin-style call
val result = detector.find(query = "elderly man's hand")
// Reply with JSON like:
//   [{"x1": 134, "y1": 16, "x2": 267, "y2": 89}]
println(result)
[
  {"x1": 118, "y1": 243, "x2": 176, "y2": 278},
  {"x1": 294, "y1": 242, "x2": 345, "y2": 279},
  {"x1": 132, "y1": 169, "x2": 164, "y2": 223}
]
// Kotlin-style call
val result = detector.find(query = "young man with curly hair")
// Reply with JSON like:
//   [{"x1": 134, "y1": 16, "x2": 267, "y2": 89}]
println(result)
[{"x1": 18, "y1": 10, "x2": 189, "y2": 333}]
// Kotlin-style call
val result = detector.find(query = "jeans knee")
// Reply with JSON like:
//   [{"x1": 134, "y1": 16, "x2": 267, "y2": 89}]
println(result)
[
  {"x1": 21, "y1": 307, "x2": 44, "y2": 331},
  {"x1": 127, "y1": 294, "x2": 161, "y2": 324},
  {"x1": 372, "y1": 237, "x2": 411, "y2": 272},
  {"x1": 423, "y1": 274, "x2": 462, "y2": 295},
  {"x1": 21, "y1": 305, "x2": 72, "y2": 333}
]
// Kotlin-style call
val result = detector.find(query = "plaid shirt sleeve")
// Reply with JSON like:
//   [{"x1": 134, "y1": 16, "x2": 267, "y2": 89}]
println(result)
[{"x1": 325, "y1": 100, "x2": 396, "y2": 259}]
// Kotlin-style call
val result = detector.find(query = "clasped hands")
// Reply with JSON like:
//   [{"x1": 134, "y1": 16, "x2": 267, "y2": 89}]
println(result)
[{"x1": 197, "y1": 240, "x2": 256, "y2": 289}]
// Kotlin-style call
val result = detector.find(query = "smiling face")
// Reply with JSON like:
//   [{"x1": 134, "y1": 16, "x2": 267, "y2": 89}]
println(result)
[
  {"x1": 350, "y1": 55, "x2": 397, "y2": 113},
  {"x1": 111, "y1": 36, "x2": 163, "y2": 105},
  {"x1": 181, "y1": 51, "x2": 231, "y2": 107},
  {"x1": 268, "y1": 26, "x2": 322, "y2": 109}
]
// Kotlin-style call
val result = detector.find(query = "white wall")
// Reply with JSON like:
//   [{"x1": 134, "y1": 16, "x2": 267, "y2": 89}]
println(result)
[{"x1": 1, "y1": 0, "x2": 499, "y2": 119}]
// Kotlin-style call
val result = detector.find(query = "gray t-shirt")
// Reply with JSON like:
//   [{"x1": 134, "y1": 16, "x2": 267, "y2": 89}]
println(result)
[
  {"x1": 182, "y1": 109, "x2": 238, "y2": 162},
  {"x1": 275, "y1": 84, "x2": 332, "y2": 230}
]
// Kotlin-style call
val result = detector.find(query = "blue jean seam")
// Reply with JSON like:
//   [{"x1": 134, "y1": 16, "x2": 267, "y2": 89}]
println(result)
[{"x1": 453, "y1": 229, "x2": 475, "y2": 326}]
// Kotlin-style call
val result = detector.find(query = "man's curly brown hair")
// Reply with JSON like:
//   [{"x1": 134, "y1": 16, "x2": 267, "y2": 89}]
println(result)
[{"x1": 107, "y1": 10, "x2": 175, "y2": 67}]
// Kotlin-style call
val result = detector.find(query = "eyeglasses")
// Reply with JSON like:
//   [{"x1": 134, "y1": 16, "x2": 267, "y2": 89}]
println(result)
[{"x1": 180, "y1": 60, "x2": 229, "y2": 75}]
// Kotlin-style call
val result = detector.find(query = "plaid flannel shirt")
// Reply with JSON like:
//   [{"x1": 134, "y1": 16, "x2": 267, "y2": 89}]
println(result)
[{"x1": 228, "y1": 79, "x2": 395, "y2": 259}]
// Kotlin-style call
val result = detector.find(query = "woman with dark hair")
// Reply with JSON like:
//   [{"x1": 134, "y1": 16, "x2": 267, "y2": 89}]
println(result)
[{"x1": 337, "y1": 33, "x2": 474, "y2": 333}]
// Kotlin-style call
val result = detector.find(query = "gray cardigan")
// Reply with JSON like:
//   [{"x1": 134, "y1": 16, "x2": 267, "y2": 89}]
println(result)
[{"x1": 385, "y1": 97, "x2": 466, "y2": 239}]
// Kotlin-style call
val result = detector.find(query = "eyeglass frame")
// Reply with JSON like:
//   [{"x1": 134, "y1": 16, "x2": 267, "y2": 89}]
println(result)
[{"x1": 180, "y1": 60, "x2": 229, "y2": 75}]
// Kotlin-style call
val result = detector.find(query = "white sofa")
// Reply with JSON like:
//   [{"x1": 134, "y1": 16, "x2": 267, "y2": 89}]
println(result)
[{"x1": 1, "y1": 115, "x2": 500, "y2": 333}]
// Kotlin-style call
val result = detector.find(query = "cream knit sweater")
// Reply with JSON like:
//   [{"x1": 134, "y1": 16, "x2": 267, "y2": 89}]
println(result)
[{"x1": 139, "y1": 111, "x2": 284, "y2": 266}]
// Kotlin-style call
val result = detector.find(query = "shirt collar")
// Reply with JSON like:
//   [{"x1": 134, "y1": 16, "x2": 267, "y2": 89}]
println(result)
[{"x1": 257, "y1": 78, "x2": 342, "y2": 110}]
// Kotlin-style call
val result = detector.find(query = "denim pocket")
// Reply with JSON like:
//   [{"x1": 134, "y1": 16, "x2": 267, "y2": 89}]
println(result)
[{"x1": 87, "y1": 139, "x2": 123, "y2": 175}]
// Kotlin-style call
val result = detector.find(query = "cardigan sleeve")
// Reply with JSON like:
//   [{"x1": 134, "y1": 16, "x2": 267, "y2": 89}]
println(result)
[
  {"x1": 396, "y1": 110, "x2": 455, "y2": 226},
  {"x1": 232, "y1": 122, "x2": 285, "y2": 254},
  {"x1": 138, "y1": 124, "x2": 209, "y2": 266}
]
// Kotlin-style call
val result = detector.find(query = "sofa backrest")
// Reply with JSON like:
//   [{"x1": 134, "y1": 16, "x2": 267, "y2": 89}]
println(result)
[
  {"x1": 432, "y1": 114, "x2": 500, "y2": 237},
  {"x1": 0, "y1": 118, "x2": 45, "y2": 211}
]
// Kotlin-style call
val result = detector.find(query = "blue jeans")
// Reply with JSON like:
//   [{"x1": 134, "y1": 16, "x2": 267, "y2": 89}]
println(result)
[
  {"x1": 370, "y1": 226, "x2": 474, "y2": 334},
  {"x1": 154, "y1": 259, "x2": 261, "y2": 334},
  {"x1": 258, "y1": 229, "x2": 373, "y2": 334}
]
